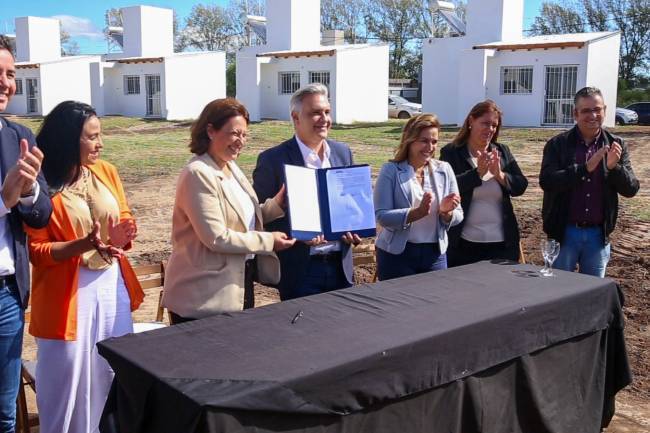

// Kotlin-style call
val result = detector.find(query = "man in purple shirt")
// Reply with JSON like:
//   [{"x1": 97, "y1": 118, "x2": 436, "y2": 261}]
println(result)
[{"x1": 539, "y1": 87, "x2": 639, "y2": 277}]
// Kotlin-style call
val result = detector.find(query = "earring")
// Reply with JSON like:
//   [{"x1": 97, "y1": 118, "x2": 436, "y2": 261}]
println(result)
[{"x1": 469, "y1": 125, "x2": 472, "y2": 130}]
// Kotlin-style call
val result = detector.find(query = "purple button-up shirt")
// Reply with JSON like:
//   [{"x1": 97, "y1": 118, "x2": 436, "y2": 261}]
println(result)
[{"x1": 568, "y1": 131, "x2": 605, "y2": 226}]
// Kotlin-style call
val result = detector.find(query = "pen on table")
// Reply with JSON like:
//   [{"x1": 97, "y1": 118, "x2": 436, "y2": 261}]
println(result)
[{"x1": 291, "y1": 310, "x2": 303, "y2": 324}]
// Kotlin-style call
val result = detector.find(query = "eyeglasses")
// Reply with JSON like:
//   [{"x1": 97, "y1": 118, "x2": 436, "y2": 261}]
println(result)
[{"x1": 577, "y1": 107, "x2": 604, "y2": 115}]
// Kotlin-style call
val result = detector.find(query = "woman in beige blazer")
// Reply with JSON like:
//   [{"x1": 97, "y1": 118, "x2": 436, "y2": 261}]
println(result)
[{"x1": 162, "y1": 98, "x2": 295, "y2": 323}]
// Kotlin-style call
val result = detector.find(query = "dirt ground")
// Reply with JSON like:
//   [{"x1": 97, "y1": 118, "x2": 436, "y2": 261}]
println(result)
[{"x1": 19, "y1": 124, "x2": 650, "y2": 431}]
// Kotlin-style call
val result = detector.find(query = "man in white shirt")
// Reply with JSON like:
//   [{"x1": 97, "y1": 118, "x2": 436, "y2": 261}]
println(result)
[
  {"x1": 0, "y1": 35, "x2": 51, "y2": 433},
  {"x1": 253, "y1": 83, "x2": 360, "y2": 300}
]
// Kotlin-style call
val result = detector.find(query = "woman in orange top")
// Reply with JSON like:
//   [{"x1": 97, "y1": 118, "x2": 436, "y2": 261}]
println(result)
[{"x1": 24, "y1": 101, "x2": 143, "y2": 433}]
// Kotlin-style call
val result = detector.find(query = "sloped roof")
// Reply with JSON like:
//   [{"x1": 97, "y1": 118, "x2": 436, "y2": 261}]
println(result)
[
  {"x1": 257, "y1": 44, "x2": 379, "y2": 58},
  {"x1": 473, "y1": 31, "x2": 618, "y2": 51}
]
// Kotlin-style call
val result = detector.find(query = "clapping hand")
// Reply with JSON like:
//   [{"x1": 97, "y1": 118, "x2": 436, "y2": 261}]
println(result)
[
  {"x1": 107, "y1": 215, "x2": 138, "y2": 249},
  {"x1": 476, "y1": 150, "x2": 490, "y2": 178},
  {"x1": 439, "y1": 193, "x2": 460, "y2": 214},
  {"x1": 586, "y1": 146, "x2": 608, "y2": 173},
  {"x1": 1, "y1": 140, "x2": 43, "y2": 208},
  {"x1": 87, "y1": 221, "x2": 123, "y2": 260},
  {"x1": 486, "y1": 149, "x2": 506, "y2": 184},
  {"x1": 606, "y1": 142, "x2": 622, "y2": 170}
]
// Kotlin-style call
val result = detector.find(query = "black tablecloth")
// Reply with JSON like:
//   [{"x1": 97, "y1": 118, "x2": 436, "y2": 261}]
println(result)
[{"x1": 98, "y1": 262, "x2": 631, "y2": 433}]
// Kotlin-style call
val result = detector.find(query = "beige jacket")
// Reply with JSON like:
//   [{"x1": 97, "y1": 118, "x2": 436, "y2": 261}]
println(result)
[{"x1": 162, "y1": 153, "x2": 283, "y2": 318}]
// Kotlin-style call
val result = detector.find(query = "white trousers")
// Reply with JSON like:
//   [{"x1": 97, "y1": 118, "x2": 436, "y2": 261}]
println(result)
[{"x1": 36, "y1": 263, "x2": 133, "y2": 433}]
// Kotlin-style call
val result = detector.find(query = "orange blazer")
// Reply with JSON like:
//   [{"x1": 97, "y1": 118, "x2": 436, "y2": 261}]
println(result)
[{"x1": 25, "y1": 160, "x2": 144, "y2": 340}]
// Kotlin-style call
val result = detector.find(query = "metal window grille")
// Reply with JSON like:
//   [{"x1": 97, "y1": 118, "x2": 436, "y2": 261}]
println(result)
[
  {"x1": 26, "y1": 78, "x2": 38, "y2": 114},
  {"x1": 501, "y1": 66, "x2": 533, "y2": 94},
  {"x1": 145, "y1": 75, "x2": 161, "y2": 116},
  {"x1": 308, "y1": 71, "x2": 331, "y2": 91},
  {"x1": 543, "y1": 65, "x2": 578, "y2": 125},
  {"x1": 124, "y1": 75, "x2": 141, "y2": 95},
  {"x1": 15, "y1": 79, "x2": 23, "y2": 95},
  {"x1": 279, "y1": 72, "x2": 301, "y2": 95}
]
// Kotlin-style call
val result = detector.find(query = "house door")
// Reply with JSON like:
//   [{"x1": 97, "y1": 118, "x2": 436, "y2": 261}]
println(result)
[
  {"x1": 543, "y1": 65, "x2": 578, "y2": 125},
  {"x1": 145, "y1": 74, "x2": 161, "y2": 117},
  {"x1": 26, "y1": 78, "x2": 39, "y2": 114}
]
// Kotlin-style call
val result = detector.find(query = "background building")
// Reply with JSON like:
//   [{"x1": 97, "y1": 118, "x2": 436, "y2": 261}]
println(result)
[
  {"x1": 422, "y1": 0, "x2": 620, "y2": 127},
  {"x1": 236, "y1": 0, "x2": 389, "y2": 124},
  {"x1": 6, "y1": 6, "x2": 226, "y2": 120}
]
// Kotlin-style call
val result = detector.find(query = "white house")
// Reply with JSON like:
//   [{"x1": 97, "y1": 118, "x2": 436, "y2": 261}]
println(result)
[
  {"x1": 92, "y1": 6, "x2": 226, "y2": 120},
  {"x1": 7, "y1": 17, "x2": 100, "y2": 116},
  {"x1": 422, "y1": 0, "x2": 621, "y2": 127},
  {"x1": 7, "y1": 6, "x2": 226, "y2": 121},
  {"x1": 236, "y1": 0, "x2": 389, "y2": 124}
]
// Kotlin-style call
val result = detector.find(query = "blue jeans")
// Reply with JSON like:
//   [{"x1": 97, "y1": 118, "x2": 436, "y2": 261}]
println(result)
[
  {"x1": 377, "y1": 242, "x2": 447, "y2": 281},
  {"x1": 0, "y1": 282, "x2": 23, "y2": 433},
  {"x1": 289, "y1": 255, "x2": 352, "y2": 299},
  {"x1": 553, "y1": 225, "x2": 611, "y2": 277}
]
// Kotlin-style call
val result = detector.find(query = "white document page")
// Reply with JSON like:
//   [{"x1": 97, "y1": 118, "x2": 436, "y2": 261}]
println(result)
[
  {"x1": 326, "y1": 165, "x2": 376, "y2": 233},
  {"x1": 284, "y1": 164, "x2": 322, "y2": 233}
]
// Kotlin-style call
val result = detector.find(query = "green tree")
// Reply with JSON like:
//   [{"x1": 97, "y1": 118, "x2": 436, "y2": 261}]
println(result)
[
  {"x1": 60, "y1": 29, "x2": 80, "y2": 56},
  {"x1": 181, "y1": 4, "x2": 240, "y2": 52},
  {"x1": 529, "y1": 2, "x2": 585, "y2": 35},
  {"x1": 321, "y1": 0, "x2": 367, "y2": 43}
]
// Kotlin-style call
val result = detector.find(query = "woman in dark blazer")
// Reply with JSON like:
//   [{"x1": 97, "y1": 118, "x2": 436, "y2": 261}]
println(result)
[{"x1": 439, "y1": 100, "x2": 527, "y2": 266}]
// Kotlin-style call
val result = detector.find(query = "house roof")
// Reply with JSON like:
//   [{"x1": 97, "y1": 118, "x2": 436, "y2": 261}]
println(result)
[
  {"x1": 473, "y1": 31, "x2": 618, "y2": 51},
  {"x1": 106, "y1": 51, "x2": 223, "y2": 64},
  {"x1": 115, "y1": 56, "x2": 164, "y2": 64},
  {"x1": 256, "y1": 44, "x2": 378, "y2": 59},
  {"x1": 15, "y1": 55, "x2": 100, "y2": 69}
]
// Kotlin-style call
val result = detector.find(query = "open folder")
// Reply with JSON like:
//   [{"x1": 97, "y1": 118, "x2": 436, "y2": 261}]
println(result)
[{"x1": 284, "y1": 164, "x2": 377, "y2": 241}]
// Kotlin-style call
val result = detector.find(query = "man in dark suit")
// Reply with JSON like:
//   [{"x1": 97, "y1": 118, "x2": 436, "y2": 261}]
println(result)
[
  {"x1": 253, "y1": 83, "x2": 360, "y2": 300},
  {"x1": 0, "y1": 36, "x2": 51, "y2": 433}
]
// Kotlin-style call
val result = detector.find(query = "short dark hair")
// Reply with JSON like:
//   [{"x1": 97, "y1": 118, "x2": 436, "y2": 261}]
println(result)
[
  {"x1": 190, "y1": 98, "x2": 250, "y2": 155},
  {"x1": 0, "y1": 35, "x2": 14, "y2": 57},
  {"x1": 574, "y1": 86, "x2": 603, "y2": 105},
  {"x1": 37, "y1": 101, "x2": 97, "y2": 190}
]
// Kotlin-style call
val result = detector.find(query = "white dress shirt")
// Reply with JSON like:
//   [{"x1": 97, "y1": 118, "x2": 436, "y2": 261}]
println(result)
[
  {"x1": 295, "y1": 135, "x2": 341, "y2": 255},
  {"x1": 0, "y1": 120, "x2": 40, "y2": 276}
]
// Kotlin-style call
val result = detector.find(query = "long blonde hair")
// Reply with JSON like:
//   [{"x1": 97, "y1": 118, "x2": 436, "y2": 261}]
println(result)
[
  {"x1": 393, "y1": 114, "x2": 441, "y2": 162},
  {"x1": 452, "y1": 100, "x2": 503, "y2": 147}
]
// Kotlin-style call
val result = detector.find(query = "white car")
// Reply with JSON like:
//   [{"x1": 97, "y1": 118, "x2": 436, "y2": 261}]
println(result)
[
  {"x1": 388, "y1": 95, "x2": 422, "y2": 119},
  {"x1": 615, "y1": 107, "x2": 638, "y2": 125}
]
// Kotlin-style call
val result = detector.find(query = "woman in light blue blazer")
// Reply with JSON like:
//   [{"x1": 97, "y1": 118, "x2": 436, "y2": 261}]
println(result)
[{"x1": 374, "y1": 114, "x2": 463, "y2": 281}]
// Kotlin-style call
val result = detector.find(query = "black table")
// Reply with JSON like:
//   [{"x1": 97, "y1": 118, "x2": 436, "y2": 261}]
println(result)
[{"x1": 98, "y1": 262, "x2": 631, "y2": 433}]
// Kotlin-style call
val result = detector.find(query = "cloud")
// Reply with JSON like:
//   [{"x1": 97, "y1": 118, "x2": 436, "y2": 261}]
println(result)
[{"x1": 52, "y1": 15, "x2": 104, "y2": 40}]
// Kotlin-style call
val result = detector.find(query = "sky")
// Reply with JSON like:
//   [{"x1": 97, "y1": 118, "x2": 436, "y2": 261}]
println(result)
[{"x1": 1, "y1": 0, "x2": 545, "y2": 54}]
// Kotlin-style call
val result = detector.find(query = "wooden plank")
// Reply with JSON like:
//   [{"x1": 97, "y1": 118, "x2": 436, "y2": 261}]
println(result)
[
  {"x1": 133, "y1": 264, "x2": 162, "y2": 276},
  {"x1": 139, "y1": 278, "x2": 163, "y2": 290},
  {"x1": 473, "y1": 41, "x2": 585, "y2": 51}
]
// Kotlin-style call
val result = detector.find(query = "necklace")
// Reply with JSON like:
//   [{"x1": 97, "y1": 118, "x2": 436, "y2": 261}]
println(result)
[{"x1": 68, "y1": 167, "x2": 112, "y2": 265}]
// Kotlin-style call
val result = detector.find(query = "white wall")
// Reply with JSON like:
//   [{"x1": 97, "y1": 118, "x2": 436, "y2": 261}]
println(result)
[
  {"x1": 585, "y1": 34, "x2": 621, "y2": 127},
  {"x1": 485, "y1": 47, "x2": 588, "y2": 126},
  {"x1": 334, "y1": 45, "x2": 389, "y2": 123},
  {"x1": 422, "y1": 37, "x2": 467, "y2": 124},
  {"x1": 258, "y1": 54, "x2": 337, "y2": 121},
  {"x1": 6, "y1": 68, "x2": 41, "y2": 115},
  {"x1": 39, "y1": 57, "x2": 98, "y2": 116},
  {"x1": 103, "y1": 62, "x2": 166, "y2": 117},
  {"x1": 236, "y1": 46, "x2": 270, "y2": 122},
  {"x1": 121, "y1": 6, "x2": 173, "y2": 58},
  {"x1": 163, "y1": 52, "x2": 226, "y2": 120},
  {"x1": 465, "y1": 0, "x2": 523, "y2": 44},
  {"x1": 266, "y1": 0, "x2": 321, "y2": 51},
  {"x1": 15, "y1": 16, "x2": 61, "y2": 63}
]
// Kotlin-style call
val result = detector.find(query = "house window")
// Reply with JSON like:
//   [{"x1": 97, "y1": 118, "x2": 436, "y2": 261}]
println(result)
[
  {"x1": 279, "y1": 72, "x2": 300, "y2": 95},
  {"x1": 501, "y1": 66, "x2": 533, "y2": 94},
  {"x1": 308, "y1": 71, "x2": 331, "y2": 93},
  {"x1": 124, "y1": 75, "x2": 141, "y2": 95},
  {"x1": 14, "y1": 79, "x2": 23, "y2": 95}
]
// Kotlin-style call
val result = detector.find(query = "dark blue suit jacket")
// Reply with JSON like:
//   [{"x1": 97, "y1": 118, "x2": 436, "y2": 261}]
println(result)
[
  {"x1": 253, "y1": 136, "x2": 354, "y2": 299},
  {"x1": 0, "y1": 117, "x2": 52, "y2": 307}
]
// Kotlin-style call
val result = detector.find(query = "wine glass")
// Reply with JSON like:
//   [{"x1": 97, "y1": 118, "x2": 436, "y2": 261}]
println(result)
[{"x1": 540, "y1": 240, "x2": 560, "y2": 277}]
